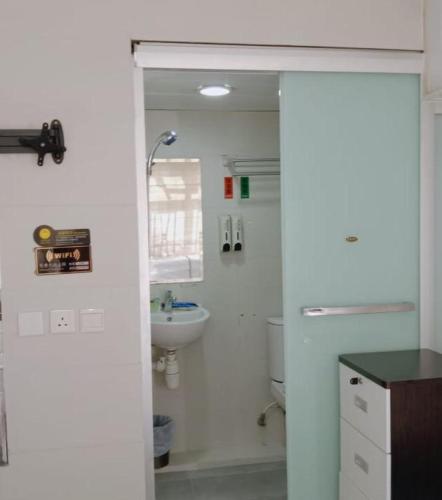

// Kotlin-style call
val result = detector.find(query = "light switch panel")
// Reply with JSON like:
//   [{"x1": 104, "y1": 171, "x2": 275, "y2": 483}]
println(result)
[
  {"x1": 18, "y1": 312, "x2": 44, "y2": 336},
  {"x1": 80, "y1": 309, "x2": 104, "y2": 333}
]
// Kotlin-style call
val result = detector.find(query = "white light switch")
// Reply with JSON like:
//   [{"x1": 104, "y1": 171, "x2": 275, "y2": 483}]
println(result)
[
  {"x1": 50, "y1": 310, "x2": 75, "y2": 334},
  {"x1": 18, "y1": 312, "x2": 44, "y2": 337},
  {"x1": 80, "y1": 309, "x2": 104, "y2": 333}
]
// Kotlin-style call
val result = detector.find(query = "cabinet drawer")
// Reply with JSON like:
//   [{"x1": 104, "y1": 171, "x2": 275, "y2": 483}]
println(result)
[
  {"x1": 339, "y1": 472, "x2": 369, "y2": 500},
  {"x1": 341, "y1": 418, "x2": 390, "y2": 500},
  {"x1": 340, "y1": 363, "x2": 390, "y2": 453}
]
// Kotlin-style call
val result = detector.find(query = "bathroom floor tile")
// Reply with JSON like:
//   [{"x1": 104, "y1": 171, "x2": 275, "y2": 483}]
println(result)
[
  {"x1": 246, "y1": 468, "x2": 287, "y2": 498},
  {"x1": 191, "y1": 473, "x2": 253, "y2": 500},
  {"x1": 155, "y1": 462, "x2": 287, "y2": 500},
  {"x1": 188, "y1": 461, "x2": 285, "y2": 480},
  {"x1": 155, "y1": 478, "x2": 194, "y2": 500}
]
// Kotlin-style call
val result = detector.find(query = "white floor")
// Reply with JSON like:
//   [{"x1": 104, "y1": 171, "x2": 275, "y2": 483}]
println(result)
[
  {"x1": 157, "y1": 443, "x2": 286, "y2": 474},
  {"x1": 155, "y1": 461, "x2": 287, "y2": 500}
]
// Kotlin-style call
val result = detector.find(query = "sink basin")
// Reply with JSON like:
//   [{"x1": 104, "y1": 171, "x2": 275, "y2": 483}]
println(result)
[{"x1": 151, "y1": 306, "x2": 210, "y2": 349}]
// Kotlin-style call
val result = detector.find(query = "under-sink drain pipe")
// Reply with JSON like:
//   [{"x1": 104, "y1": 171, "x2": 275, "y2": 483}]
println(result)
[{"x1": 153, "y1": 350, "x2": 179, "y2": 389}]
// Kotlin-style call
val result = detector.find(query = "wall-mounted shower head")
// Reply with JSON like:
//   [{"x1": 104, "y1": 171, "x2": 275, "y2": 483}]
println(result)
[
  {"x1": 160, "y1": 130, "x2": 177, "y2": 146},
  {"x1": 147, "y1": 130, "x2": 178, "y2": 176}
]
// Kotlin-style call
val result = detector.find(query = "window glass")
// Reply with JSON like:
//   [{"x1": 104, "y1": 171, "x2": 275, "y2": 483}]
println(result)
[{"x1": 149, "y1": 158, "x2": 203, "y2": 283}]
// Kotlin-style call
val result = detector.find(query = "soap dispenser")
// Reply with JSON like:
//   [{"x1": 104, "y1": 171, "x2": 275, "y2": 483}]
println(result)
[
  {"x1": 231, "y1": 215, "x2": 243, "y2": 251},
  {"x1": 219, "y1": 215, "x2": 232, "y2": 252}
]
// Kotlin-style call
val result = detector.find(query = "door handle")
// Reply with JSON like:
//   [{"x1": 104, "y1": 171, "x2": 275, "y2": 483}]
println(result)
[
  {"x1": 354, "y1": 453, "x2": 369, "y2": 474},
  {"x1": 354, "y1": 395, "x2": 368, "y2": 413},
  {"x1": 302, "y1": 302, "x2": 415, "y2": 317}
]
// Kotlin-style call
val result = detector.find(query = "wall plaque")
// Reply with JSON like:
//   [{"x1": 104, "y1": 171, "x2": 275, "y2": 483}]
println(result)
[
  {"x1": 34, "y1": 245, "x2": 92, "y2": 275},
  {"x1": 33, "y1": 225, "x2": 90, "y2": 247}
]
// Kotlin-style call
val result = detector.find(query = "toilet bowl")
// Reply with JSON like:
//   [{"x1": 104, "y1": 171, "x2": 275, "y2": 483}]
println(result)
[{"x1": 266, "y1": 317, "x2": 285, "y2": 409}]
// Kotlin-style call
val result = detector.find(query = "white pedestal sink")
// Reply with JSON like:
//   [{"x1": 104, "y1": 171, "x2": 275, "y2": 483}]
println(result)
[{"x1": 151, "y1": 306, "x2": 210, "y2": 350}]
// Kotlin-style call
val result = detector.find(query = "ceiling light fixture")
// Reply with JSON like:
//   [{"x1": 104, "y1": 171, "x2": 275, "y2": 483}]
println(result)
[{"x1": 198, "y1": 84, "x2": 232, "y2": 97}]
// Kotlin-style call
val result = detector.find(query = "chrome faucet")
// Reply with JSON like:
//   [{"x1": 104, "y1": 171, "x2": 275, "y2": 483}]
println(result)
[{"x1": 163, "y1": 290, "x2": 176, "y2": 313}]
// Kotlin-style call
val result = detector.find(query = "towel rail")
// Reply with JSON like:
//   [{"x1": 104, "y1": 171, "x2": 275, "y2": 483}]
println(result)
[
  {"x1": 302, "y1": 302, "x2": 415, "y2": 317},
  {"x1": 223, "y1": 156, "x2": 280, "y2": 177}
]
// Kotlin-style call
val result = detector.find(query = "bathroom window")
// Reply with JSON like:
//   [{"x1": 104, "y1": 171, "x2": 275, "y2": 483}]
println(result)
[{"x1": 149, "y1": 158, "x2": 203, "y2": 283}]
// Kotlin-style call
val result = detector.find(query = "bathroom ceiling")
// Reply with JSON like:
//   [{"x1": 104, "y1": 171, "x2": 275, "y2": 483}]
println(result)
[{"x1": 143, "y1": 70, "x2": 279, "y2": 112}]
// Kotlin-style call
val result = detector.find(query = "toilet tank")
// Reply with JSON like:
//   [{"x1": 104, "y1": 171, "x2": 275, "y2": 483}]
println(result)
[{"x1": 266, "y1": 317, "x2": 284, "y2": 383}]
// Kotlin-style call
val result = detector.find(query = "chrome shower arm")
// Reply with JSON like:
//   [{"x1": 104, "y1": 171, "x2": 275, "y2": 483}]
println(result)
[
  {"x1": 147, "y1": 141, "x2": 161, "y2": 176},
  {"x1": 146, "y1": 130, "x2": 178, "y2": 176}
]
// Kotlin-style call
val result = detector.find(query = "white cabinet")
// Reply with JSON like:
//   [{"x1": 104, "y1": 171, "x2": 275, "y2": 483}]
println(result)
[
  {"x1": 339, "y1": 363, "x2": 391, "y2": 500},
  {"x1": 341, "y1": 419, "x2": 390, "y2": 500},
  {"x1": 339, "y1": 350, "x2": 442, "y2": 500},
  {"x1": 340, "y1": 364, "x2": 390, "y2": 453},
  {"x1": 340, "y1": 472, "x2": 369, "y2": 500}
]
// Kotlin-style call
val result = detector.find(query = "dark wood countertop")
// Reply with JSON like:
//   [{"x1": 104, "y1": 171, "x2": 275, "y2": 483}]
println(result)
[{"x1": 339, "y1": 349, "x2": 442, "y2": 388}]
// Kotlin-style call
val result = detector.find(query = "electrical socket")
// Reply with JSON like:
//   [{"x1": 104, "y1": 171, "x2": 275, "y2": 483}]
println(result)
[{"x1": 50, "y1": 309, "x2": 75, "y2": 334}]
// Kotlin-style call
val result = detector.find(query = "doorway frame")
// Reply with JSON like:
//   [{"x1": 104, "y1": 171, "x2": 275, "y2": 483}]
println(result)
[
  {"x1": 133, "y1": 42, "x2": 425, "y2": 500},
  {"x1": 421, "y1": 96, "x2": 442, "y2": 349}
]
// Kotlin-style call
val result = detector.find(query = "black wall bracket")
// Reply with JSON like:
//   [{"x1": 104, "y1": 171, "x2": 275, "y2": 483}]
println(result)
[{"x1": 0, "y1": 119, "x2": 66, "y2": 166}]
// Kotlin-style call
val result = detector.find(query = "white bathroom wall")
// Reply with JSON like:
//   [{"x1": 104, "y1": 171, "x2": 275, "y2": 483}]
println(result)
[{"x1": 146, "y1": 110, "x2": 285, "y2": 466}]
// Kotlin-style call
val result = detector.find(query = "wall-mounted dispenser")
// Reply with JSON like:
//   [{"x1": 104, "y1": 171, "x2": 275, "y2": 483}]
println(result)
[
  {"x1": 219, "y1": 215, "x2": 232, "y2": 252},
  {"x1": 231, "y1": 215, "x2": 243, "y2": 251}
]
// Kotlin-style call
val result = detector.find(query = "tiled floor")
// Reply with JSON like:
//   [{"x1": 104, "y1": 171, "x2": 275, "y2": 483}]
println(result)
[{"x1": 155, "y1": 461, "x2": 287, "y2": 500}]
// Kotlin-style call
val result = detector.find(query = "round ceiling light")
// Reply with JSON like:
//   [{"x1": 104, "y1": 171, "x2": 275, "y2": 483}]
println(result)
[{"x1": 198, "y1": 84, "x2": 232, "y2": 97}]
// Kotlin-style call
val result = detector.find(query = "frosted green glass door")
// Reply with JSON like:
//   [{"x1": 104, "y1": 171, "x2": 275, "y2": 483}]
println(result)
[{"x1": 280, "y1": 72, "x2": 420, "y2": 500}]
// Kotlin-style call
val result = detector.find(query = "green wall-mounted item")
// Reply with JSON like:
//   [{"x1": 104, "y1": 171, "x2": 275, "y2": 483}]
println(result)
[{"x1": 240, "y1": 176, "x2": 250, "y2": 199}]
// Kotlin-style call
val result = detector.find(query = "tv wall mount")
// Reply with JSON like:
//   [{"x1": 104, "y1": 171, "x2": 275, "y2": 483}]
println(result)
[{"x1": 0, "y1": 119, "x2": 66, "y2": 166}]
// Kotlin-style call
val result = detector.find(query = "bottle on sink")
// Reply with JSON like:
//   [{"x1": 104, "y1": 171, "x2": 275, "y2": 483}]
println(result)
[{"x1": 150, "y1": 297, "x2": 161, "y2": 313}]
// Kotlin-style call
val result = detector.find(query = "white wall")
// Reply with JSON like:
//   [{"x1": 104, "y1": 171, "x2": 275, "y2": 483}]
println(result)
[
  {"x1": 425, "y1": 1, "x2": 442, "y2": 352},
  {"x1": 0, "y1": 2, "x2": 152, "y2": 499},
  {"x1": 146, "y1": 110, "x2": 285, "y2": 465},
  {"x1": 425, "y1": 0, "x2": 442, "y2": 93},
  {"x1": 435, "y1": 116, "x2": 442, "y2": 353},
  {"x1": 144, "y1": 0, "x2": 423, "y2": 51}
]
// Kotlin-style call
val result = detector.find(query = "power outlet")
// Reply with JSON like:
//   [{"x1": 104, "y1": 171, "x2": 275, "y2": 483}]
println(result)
[{"x1": 50, "y1": 309, "x2": 75, "y2": 334}]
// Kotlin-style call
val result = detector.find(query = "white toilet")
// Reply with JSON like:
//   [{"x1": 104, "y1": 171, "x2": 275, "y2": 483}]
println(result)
[{"x1": 266, "y1": 317, "x2": 285, "y2": 409}]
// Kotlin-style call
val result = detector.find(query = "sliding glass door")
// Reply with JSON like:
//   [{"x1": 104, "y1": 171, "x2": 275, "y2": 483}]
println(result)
[{"x1": 280, "y1": 72, "x2": 420, "y2": 500}]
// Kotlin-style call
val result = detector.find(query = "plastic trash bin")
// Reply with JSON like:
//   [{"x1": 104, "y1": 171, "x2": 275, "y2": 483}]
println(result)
[{"x1": 153, "y1": 415, "x2": 175, "y2": 469}]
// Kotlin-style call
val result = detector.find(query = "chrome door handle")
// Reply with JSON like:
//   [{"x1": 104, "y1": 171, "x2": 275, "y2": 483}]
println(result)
[{"x1": 302, "y1": 302, "x2": 415, "y2": 317}]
